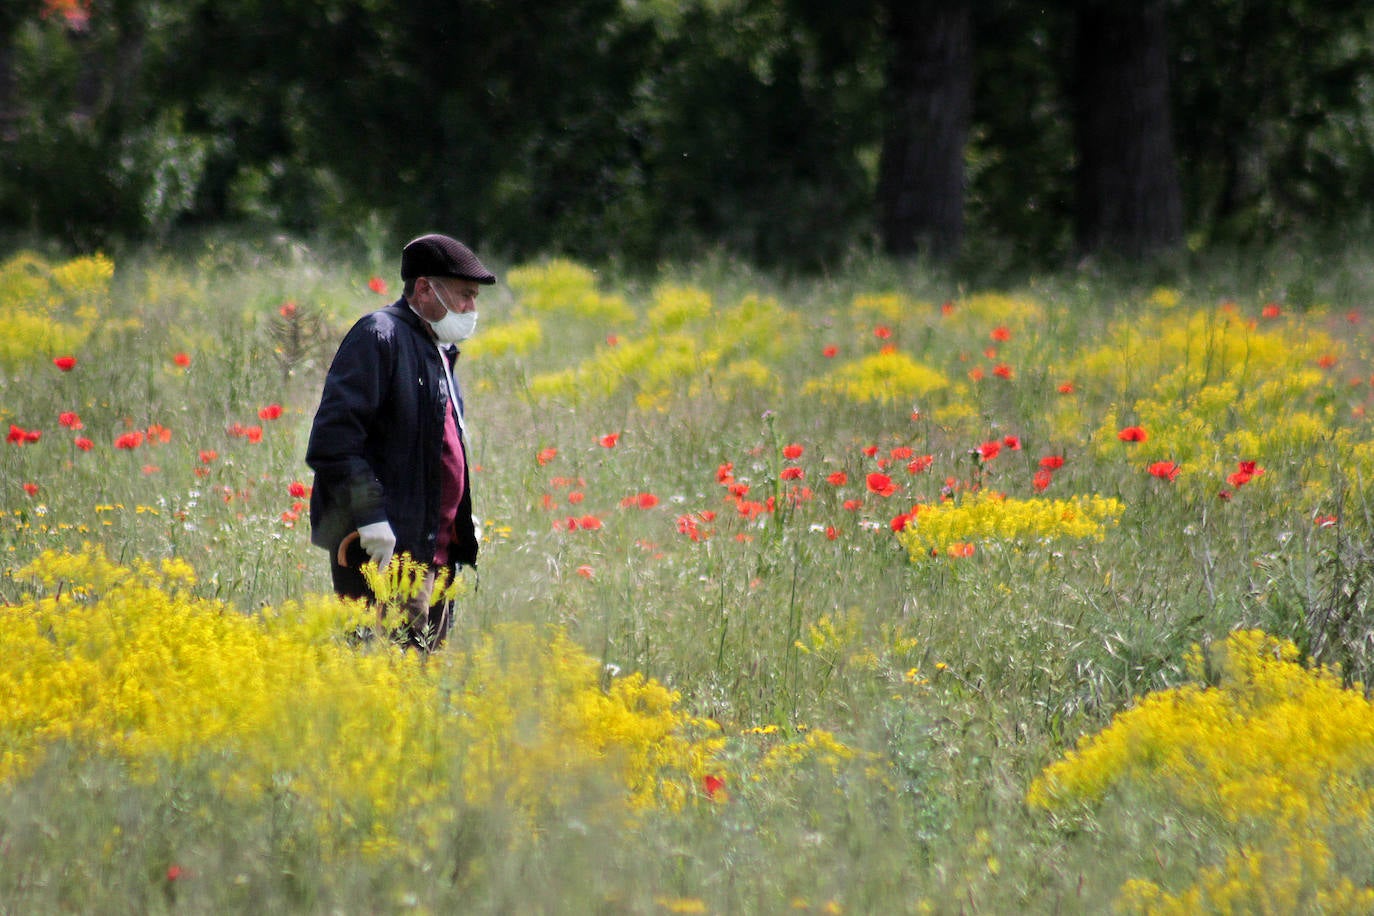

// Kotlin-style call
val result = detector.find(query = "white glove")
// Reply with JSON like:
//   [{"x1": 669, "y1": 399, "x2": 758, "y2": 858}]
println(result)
[{"x1": 357, "y1": 521, "x2": 396, "y2": 571}]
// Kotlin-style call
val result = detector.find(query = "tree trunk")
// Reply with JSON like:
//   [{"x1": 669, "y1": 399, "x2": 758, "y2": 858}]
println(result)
[
  {"x1": 875, "y1": 0, "x2": 972, "y2": 261},
  {"x1": 1072, "y1": 1, "x2": 1183, "y2": 259}
]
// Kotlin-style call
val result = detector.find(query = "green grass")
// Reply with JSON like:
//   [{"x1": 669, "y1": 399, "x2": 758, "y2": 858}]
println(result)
[{"x1": 3, "y1": 234, "x2": 1374, "y2": 912}]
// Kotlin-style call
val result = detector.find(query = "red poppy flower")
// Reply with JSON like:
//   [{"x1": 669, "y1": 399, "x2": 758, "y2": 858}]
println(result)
[
  {"x1": 1002, "y1": 435, "x2": 1021, "y2": 450},
  {"x1": 822, "y1": 345, "x2": 838, "y2": 358},
  {"x1": 907, "y1": 455, "x2": 934, "y2": 474},
  {"x1": 890, "y1": 510, "x2": 915, "y2": 532},
  {"x1": 621, "y1": 493, "x2": 659, "y2": 509},
  {"x1": 1033, "y1": 470, "x2": 1053, "y2": 492},
  {"x1": 1039, "y1": 455, "x2": 1065, "y2": 470},
  {"x1": 599, "y1": 432, "x2": 620, "y2": 448},
  {"x1": 199, "y1": 450, "x2": 218, "y2": 464},
  {"x1": 862, "y1": 445, "x2": 879, "y2": 458},
  {"x1": 173, "y1": 352, "x2": 191, "y2": 368},
  {"x1": 993, "y1": 363, "x2": 1014, "y2": 380},
  {"x1": 606, "y1": 334, "x2": 619, "y2": 347},
  {"x1": 1314, "y1": 514, "x2": 1338, "y2": 528},
  {"x1": 258, "y1": 403, "x2": 283, "y2": 421},
  {"x1": 727, "y1": 482, "x2": 750, "y2": 499},
  {"x1": 866, "y1": 472, "x2": 897, "y2": 497},
  {"x1": 115, "y1": 431, "x2": 144, "y2": 450},
  {"x1": 53, "y1": 355, "x2": 77, "y2": 371},
  {"x1": 288, "y1": 480, "x2": 310, "y2": 498},
  {"x1": 567, "y1": 491, "x2": 585, "y2": 505},
  {"x1": 780, "y1": 467, "x2": 804, "y2": 481},
  {"x1": 575, "y1": 565, "x2": 594, "y2": 578},
  {"x1": 578, "y1": 515, "x2": 603, "y2": 530},
  {"x1": 842, "y1": 499, "x2": 863, "y2": 511},
  {"x1": 7, "y1": 425, "x2": 24, "y2": 444},
  {"x1": 1261, "y1": 303, "x2": 1281, "y2": 319},
  {"x1": 166, "y1": 865, "x2": 183, "y2": 882},
  {"x1": 783, "y1": 443, "x2": 804, "y2": 460},
  {"x1": 703, "y1": 774, "x2": 726, "y2": 800},
  {"x1": 142, "y1": 464, "x2": 160, "y2": 475},
  {"x1": 279, "y1": 300, "x2": 298, "y2": 319},
  {"x1": 58, "y1": 412, "x2": 82, "y2": 429},
  {"x1": 1318, "y1": 354, "x2": 1337, "y2": 369},
  {"x1": 147, "y1": 424, "x2": 171, "y2": 444},
  {"x1": 368, "y1": 276, "x2": 388, "y2": 295},
  {"x1": 826, "y1": 471, "x2": 848, "y2": 486},
  {"x1": 1057, "y1": 381, "x2": 1076, "y2": 394},
  {"x1": 948, "y1": 542, "x2": 976, "y2": 558},
  {"x1": 716, "y1": 462, "x2": 735, "y2": 484},
  {"x1": 74, "y1": 436, "x2": 93, "y2": 451},
  {"x1": 246, "y1": 426, "x2": 263, "y2": 444},
  {"x1": 22, "y1": 482, "x2": 38, "y2": 496},
  {"x1": 975, "y1": 441, "x2": 1001, "y2": 462},
  {"x1": 990, "y1": 325, "x2": 1011, "y2": 342},
  {"x1": 968, "y1": 366, "x2": 985, "y2": 382},
  {"x1": 1118, "y1": 426, "x2": 1148, "y2": 442},
  {"x1": 1148, "y1": 461, "x2": 1180, "y2": 481},
  {"x1": 537, "y1": 447, "x2": 558, "y2": 466},
  {"x1": 874, "y1": 325, "x2": 892, "y2": 340}
]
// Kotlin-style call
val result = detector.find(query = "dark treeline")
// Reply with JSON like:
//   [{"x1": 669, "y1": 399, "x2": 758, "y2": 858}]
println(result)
[{"x1": 3, "y1": 0, "x2": 1373, "y2": 271}]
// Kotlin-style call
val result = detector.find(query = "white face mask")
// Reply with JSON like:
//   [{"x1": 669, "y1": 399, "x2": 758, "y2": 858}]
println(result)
[{"x1": 428, "y1": 282, "x2": 479, "y2": 343}]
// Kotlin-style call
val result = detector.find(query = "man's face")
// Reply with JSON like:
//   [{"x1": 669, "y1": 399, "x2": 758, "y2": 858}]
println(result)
[{"x1": 418, "y1": 276, "x2": 480, "y2": 322}]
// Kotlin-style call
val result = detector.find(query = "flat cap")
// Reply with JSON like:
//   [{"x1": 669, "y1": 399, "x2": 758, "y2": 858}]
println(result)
[{"x1": 400, "y1": 234, "x2": 496, "y2": 284}]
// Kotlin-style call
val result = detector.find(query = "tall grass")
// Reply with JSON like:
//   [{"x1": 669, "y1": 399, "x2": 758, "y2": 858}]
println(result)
[{"x1": 3, "y1": 234, "x2": 1374, "y2": 912}]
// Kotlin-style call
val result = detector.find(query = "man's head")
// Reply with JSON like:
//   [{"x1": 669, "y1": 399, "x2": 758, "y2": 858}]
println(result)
[{"x1": 400, "y1": 234, "x2": 496, "y2": 291}]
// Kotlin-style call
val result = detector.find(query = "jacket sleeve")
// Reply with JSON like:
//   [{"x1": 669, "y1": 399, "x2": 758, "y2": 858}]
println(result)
[{"x1": 305, "y1": 315, "x2": 395, "y2": 539}]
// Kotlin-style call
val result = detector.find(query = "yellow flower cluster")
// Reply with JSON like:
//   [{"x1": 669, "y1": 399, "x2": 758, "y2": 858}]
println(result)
[
  {"x1": 462, "y1": 316, "x2": 542, "y2": 359},
  {"x1": 505, "y1": 258, "x2": 634, "y2": 324},
  {"x1": 804, "y1": 348, "x2": 950, "y2": 404},
  {"x1": 1029, "y1": 629, "x2": 1374, "y2": 912},
  {"x1": 2, "y1": 546, "x2": 723, "y2": 855},
  {"x1": 896, "y1": 491, "x2": 1124, "y2": 558},
  {"x1": 0, "y1": 251, "x2": 111, "y2": 369}
]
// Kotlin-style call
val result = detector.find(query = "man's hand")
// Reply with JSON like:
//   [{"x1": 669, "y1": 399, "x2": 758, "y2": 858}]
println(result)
[{"x1": 357, "y1": 521, "x2": 396, "y2": 571}]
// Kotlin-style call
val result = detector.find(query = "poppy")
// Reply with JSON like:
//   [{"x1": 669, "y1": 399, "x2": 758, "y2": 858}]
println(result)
[
  {"x1": 280, "y1": 300, "x2": 298, "y2": 319},
  {"x1": 575, "y1": 565, "x2": 594, "y2": 578},
  {"x1": 258, "y1": 404, "x2": 283, "y2": 421},
  {"x1": 288, "y1": 480, "x2": 310, "y2": 498},
  {"x1": 874, "y1": 325, "x2": 892, "y2": 340},
  {"x1": 74, "y1": 437, "x2": 93, "y2": 452},
  {"x1": 1261, "y1": 303, "x2": 1282, "y2": 319},
  {"x1": 368, "y1": 276, "x2": 388, "y2": 295},
  {"x1": 578, "y1": 515, "x2": 603, "y2": 530},
  {"x1": 822, "y1": 345, "x2": 838, "y2": 358},
  {"x1": 599, "y1": 432, "x2": 620, "y2": 448},
  {"x1": 537, "y1": 447, "x2": 558, "y2": 466},
  {"x1": 1314, "y1": 515, "x2": 1338, "y2": 528},
  {"x1": 22, "y1": 482, "x2": 38, "y2": 496},
  {"x1": 1002, "y1": 435, "x2": 1021, "y2": 450},
  {"x1": 842, "y1": 499, "x2": 863, "y2": 511},
  {"x1": 1117, "y1": 426, "x2": 1148, "y2": 442},
  {"x1": 53, "y1": 356, "x2": 77, "y2": 371},
  {"x1": 115, "y1": 431, "x2": 144, "y2": 450},
  {"x1": 636, "y1": 493, "x2": 659, "y2": 509},
  {"x1": 1033, "y1": 470, "x2": 1053, "y2": 492},
  {"x1": 826, "y1": 471, "x2": 848, "y2": 486},
  {"x1": 990, "y1": 326, "x2": 1011, "y2": 342},
  {"x1": 993, "y1": 363, "x2": 1014, "y2": 380},
  {"x1": 58, "y1": 412, "x2": 82, "y2": 429},
  {"x1": 780, "y1": 467, "x2": 804, "y2": 481},
  {"x1": 782, "y1": 443, "x2": 804, "y2": 460},
  {"x1": 1057, "y1": 382, "x2": 1076, "y2": 394},
  {"x1": 703, "y1": 774, "x2": 726, "y2": 800},
  {"x1": 1148, "y1": 461, "x2": 1180, "y2": 481},
  {"x1": 968, "y1": 366, "x2": 986, "y2": 382},
  {"x1": 866, "y1": 473, "x2": 897, "y2": 497},
  {"x1": 199, "y1": 450, "x2": 218, "y2": 464},
  {"x1": 1318, "y1": 354, "x2": 1337, "y2": 369},
  {"x1": 1039, "y1": 455, "x2": 1065, "y2": 470},
  {"x1": 173, "y1": 352, "x2": 191, "y2": 368},
  {"x1": 147, "y1": 424, "x2": 172, "y2": 444},
  {"x1": 907, "y1": 455, "x2": 934, "y2": 474},
  {"x1": 862, "y1": 445, "x2": 879, "y2": 458},
  {"x1": 975, "y1": 441, "x2": 1001, "y2": 462},
  {"x1": 716, "y1": 462, "x2": 735, "y2": 484},
  {"x1": 568, "y1": 491, "x2": 585, "y2": 504}
]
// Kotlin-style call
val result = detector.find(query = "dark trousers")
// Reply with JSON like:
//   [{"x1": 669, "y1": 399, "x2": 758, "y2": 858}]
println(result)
[{"x1": 331, "y1": 537, "x2": 455, "y2": 652}]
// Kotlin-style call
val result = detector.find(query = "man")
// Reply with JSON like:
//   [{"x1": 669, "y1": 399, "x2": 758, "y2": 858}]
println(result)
[{"x1": 306, "y1": 233, "x2": 495, "y2": 650}]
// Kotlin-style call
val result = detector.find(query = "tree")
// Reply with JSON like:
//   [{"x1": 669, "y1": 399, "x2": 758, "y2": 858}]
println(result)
[
  {"x1": 1070, "y1": 1, "x2": 1183, "y2": 258},
  {"x1": 874, "y1": 0, "x2": 973, "y2": 260}
]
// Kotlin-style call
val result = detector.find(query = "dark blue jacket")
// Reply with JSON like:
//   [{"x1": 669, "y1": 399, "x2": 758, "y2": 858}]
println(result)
[{"x1": 306, "y1": 299, "x2": 479, "y2": 568}]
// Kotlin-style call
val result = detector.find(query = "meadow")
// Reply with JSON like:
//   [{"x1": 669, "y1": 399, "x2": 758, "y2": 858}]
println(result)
[{"x1": 3, "y1": 237, "x2": 1374, "y2": 913}]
